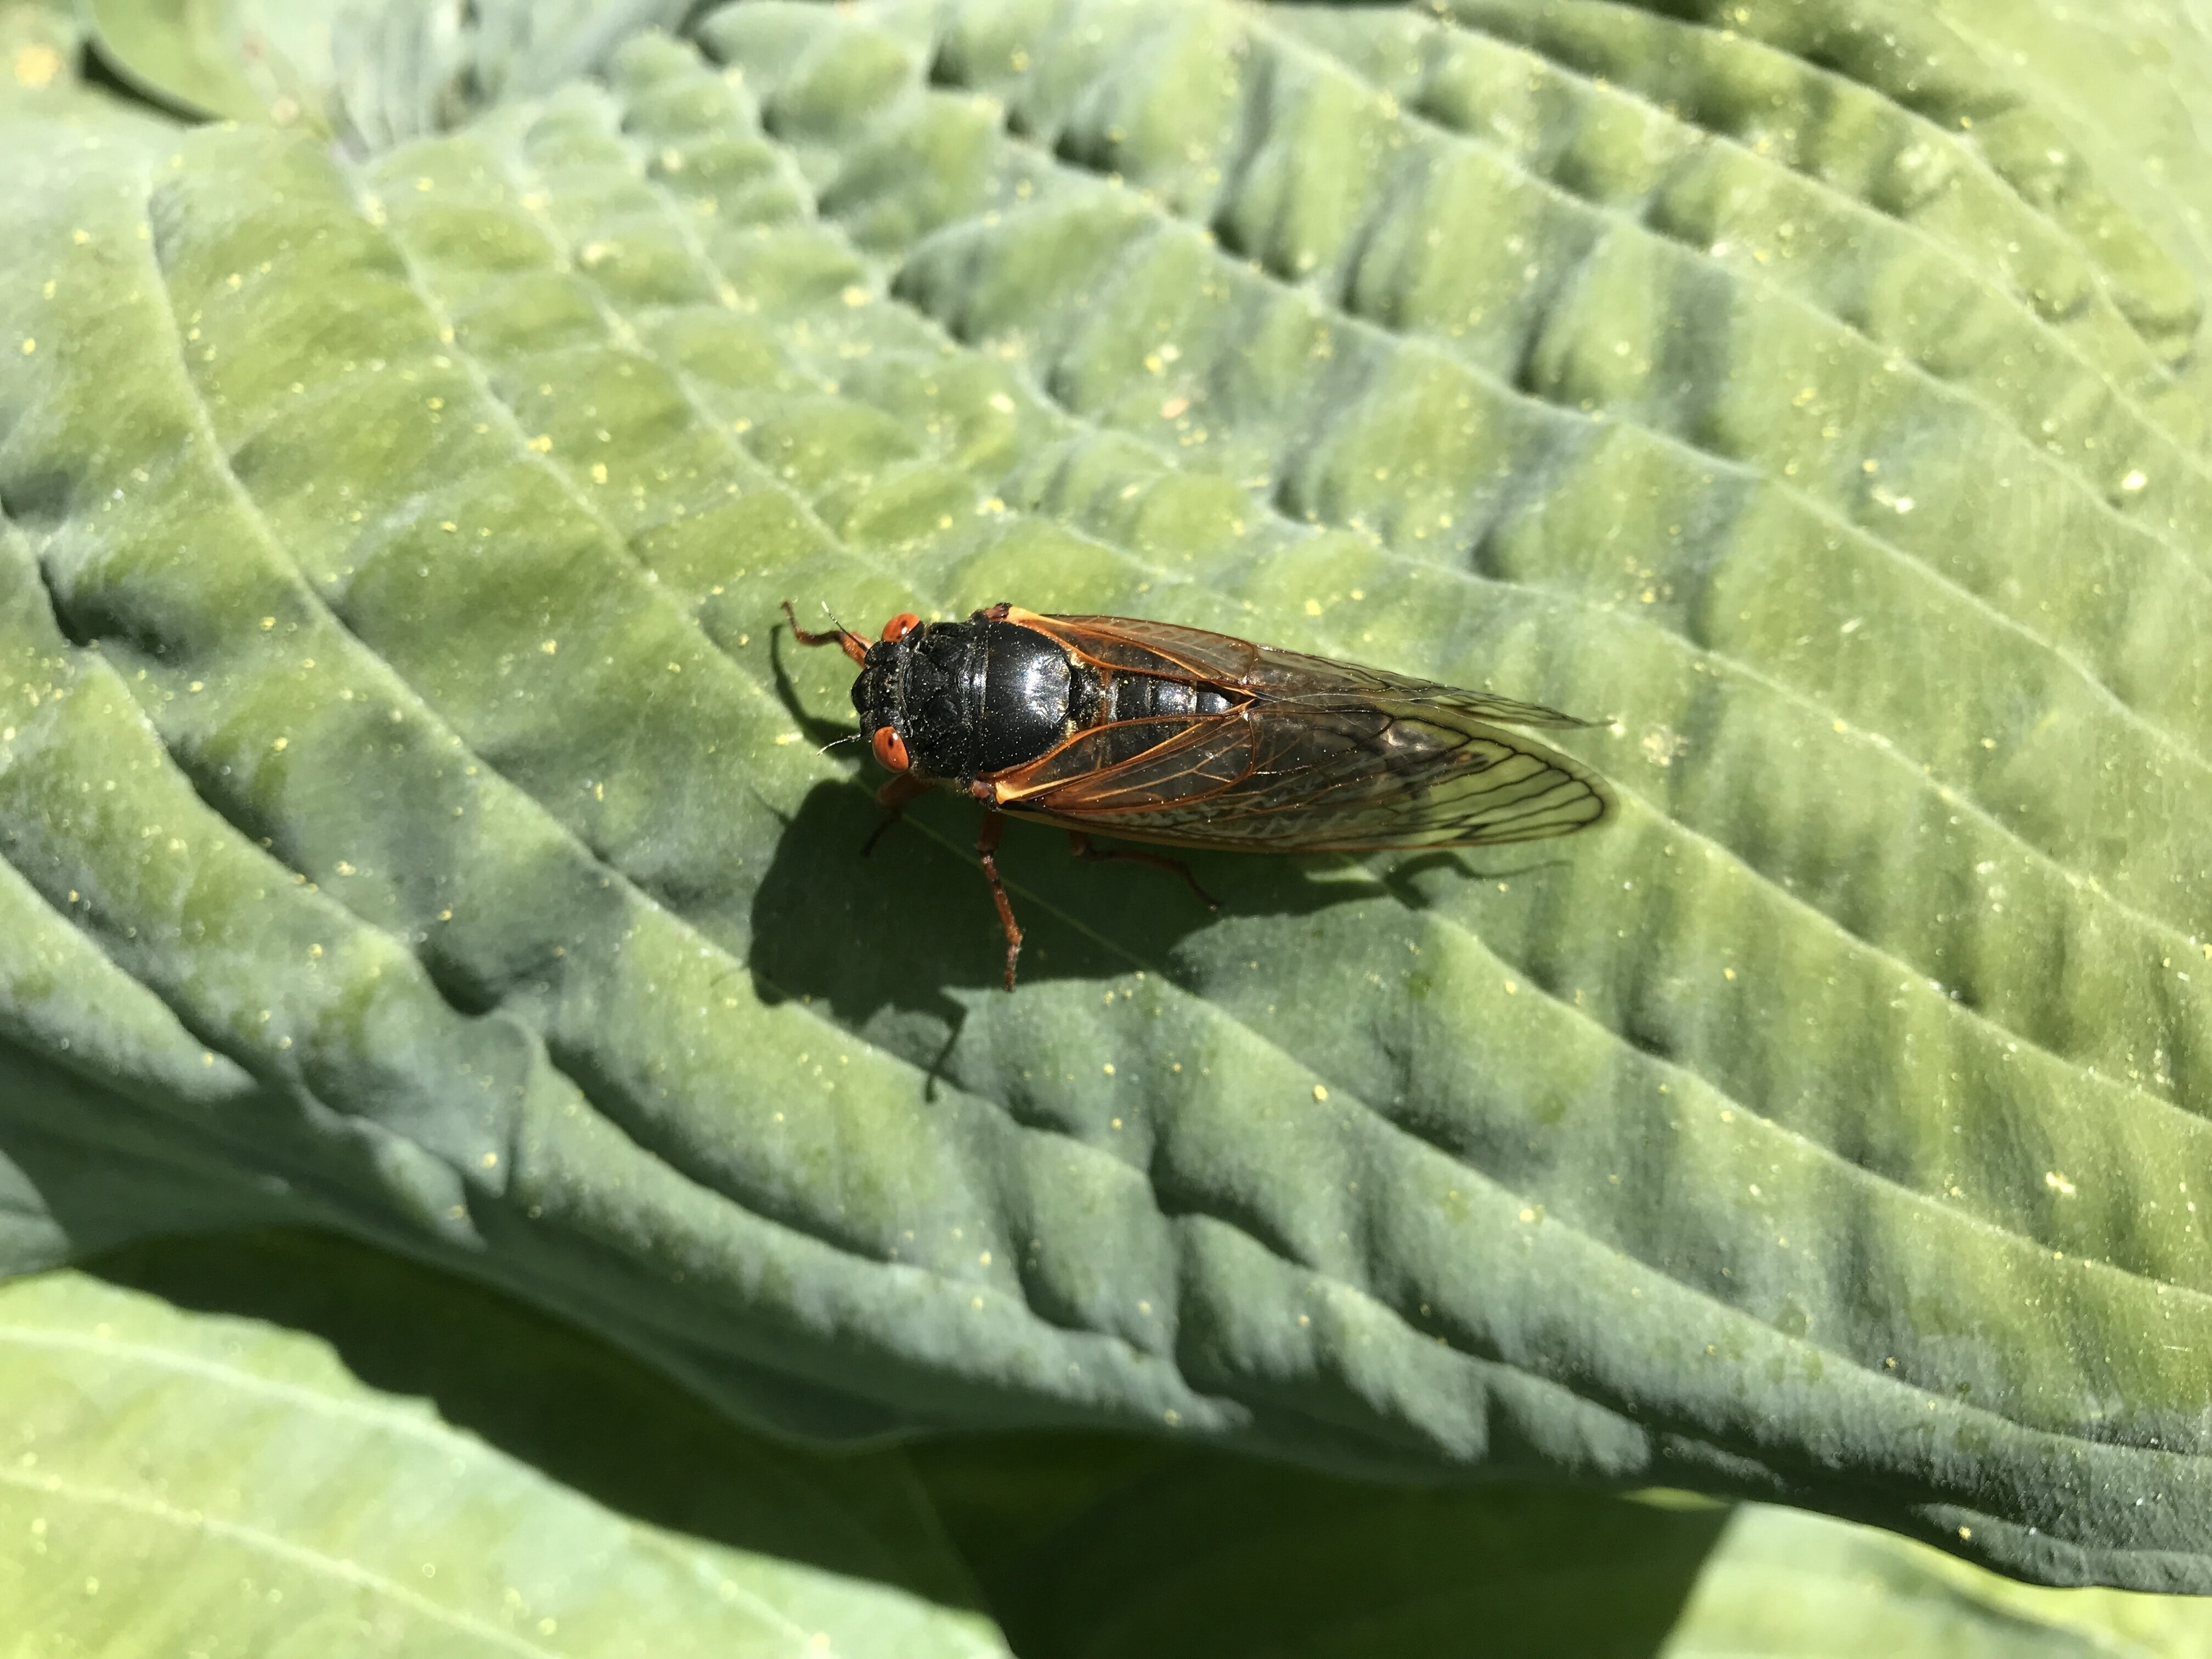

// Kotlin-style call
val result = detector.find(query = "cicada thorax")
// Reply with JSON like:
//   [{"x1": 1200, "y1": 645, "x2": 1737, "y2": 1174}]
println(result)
[
  {"x1": 850, "y1": 615, "x2": 1250, "y2": 784},
  {"x1": 853, "y1": 617, "x2": 1086, "y2": 782}
]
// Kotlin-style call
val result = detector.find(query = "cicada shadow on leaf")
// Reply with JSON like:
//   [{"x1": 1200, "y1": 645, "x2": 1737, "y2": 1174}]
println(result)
[{"x1": 746, "y1": 778, "x2": 1514, "y2": 1030}]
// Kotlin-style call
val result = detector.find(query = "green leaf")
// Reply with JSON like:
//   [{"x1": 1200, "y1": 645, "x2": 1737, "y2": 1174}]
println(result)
[
  {"x1": 37, "y1": 1228, "x2": 2211, "y2": 1657},
  {"x1": 3, "y1": 0, "x2": 2211, "y2": 1595},
  {"x1": 74, "y1": 0, "x2": 717, "y2": 145},
  {"x1": 0, "y1": 1234, "x2": 1006, "y2": 1655},
  {"x1": 78, "y1": 0, "x2": 278, "y2": 122}
]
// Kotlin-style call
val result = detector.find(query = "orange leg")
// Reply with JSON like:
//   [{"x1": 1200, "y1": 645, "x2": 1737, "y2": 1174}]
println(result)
[
  {"x1": 781, "y1": 599, "x2": 867, "y2": 665},
  {"x1": 1068, "y1": 831, "x2": 1222, "y2": 910},
  {"x1": 978, "y1": 810, "x2": 1025, "y2": 991},
  {"x1": 862, "y1": 772, "x2": 931, "y2": 855}
]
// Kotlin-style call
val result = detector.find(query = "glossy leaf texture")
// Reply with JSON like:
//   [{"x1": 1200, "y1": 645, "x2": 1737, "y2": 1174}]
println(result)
[{"x1": 3, "y1": 0, "x2": 2212, "y2": 1595}]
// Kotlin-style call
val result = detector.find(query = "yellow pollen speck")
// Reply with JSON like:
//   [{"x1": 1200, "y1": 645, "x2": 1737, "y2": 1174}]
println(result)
[
  {"x1": 540, "y1": 640, "x2": 557, "y2": 654},
  {"x1": 1518, "y1": 1207, "x2": 1537, "y2": 1223},
  {"x1": 1103, "y1": 1062, "x2": 1115, "y2": 1076},
  {"x1": 271, "y1": 737, "x2": 288, "y2": 752},
  {"x1": 1312, "y1": 1084, "x2": 1328, "y2": 1102},
  {"x1": 978, "y1": 1251, "x2": 991, "y2": 1266},
  {"x1": 842, "y1": 285, "x2": 868, "y2": 306},
  {"x1": 18, "y1": 338, "x2": 32, "y2": 355},
  {"x1": 1958, "y1": 1525, "x2": 1972, "y2": 1541},
  {"x1": 1303, "y1": 598, "x2": 1322, "y2": 616},
  {"x1": 1723, "y1": 967, "x2": 1736, "y2": 981},
  {"x1": 13, "y1": 43, "x2": 64, "y2": 88},
  {"x1": 481, "y1": 1152, "x2": 499, "y2": 1168},
  {"x1": 989, "y1": 393, "x2": 1015, "y2": 414},
  {"x1": 590, "y1": 462, "x2": 608, "y2": 483},
  {"x1": 2045, "y1": 1170, "x2": 2076, "y2": 1197},
  {"x1": 527, "y1": 433, "x2": 551, "y2": 452},
  {"x1": 2121, "y1": 470, "x2": 2148, "y2": 492},
  {"x1": 1504, "y1": 981, "x2": 1517, "y2": 995},
  {"x1": 1160, "y1": 396, "x2": 1190, "y2": 419}
]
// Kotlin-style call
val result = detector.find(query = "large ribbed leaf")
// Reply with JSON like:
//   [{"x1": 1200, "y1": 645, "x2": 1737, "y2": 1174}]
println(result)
[
  {"x1": 0, "y1": 1240, "x2": 1006, "y2": 1656},
  {"x1": 5, "y1": 0, "x2": 2212, "y2": 1600}
]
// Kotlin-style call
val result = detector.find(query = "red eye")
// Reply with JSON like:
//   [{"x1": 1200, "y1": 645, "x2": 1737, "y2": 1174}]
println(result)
[
  {"x1": 881, "y1": 612, "x2": 922, "y2": 643},
  {"x1": 872, "y1": 725, "x2": 911, "y2": 772}
]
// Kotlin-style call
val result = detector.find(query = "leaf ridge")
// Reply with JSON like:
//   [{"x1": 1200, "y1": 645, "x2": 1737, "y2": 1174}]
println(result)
[
  {"x1": 1279, "y1": 11, "x2": 2212, "y2": 597},
  {"x1": 1438, "y1": 0, "x2": 2204, "y2": 385}
]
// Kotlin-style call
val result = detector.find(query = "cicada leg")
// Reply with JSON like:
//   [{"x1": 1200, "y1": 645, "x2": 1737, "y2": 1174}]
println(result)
[
  {"x1": 1067, "y1": 831, "x2": 1221, "y2": 911},
  {"x1": 978, "y1": 809, "x2": 1025, "y2": 991},
  {"x1": 781, "y1": 599, "x2": 868, "y2": 665}
]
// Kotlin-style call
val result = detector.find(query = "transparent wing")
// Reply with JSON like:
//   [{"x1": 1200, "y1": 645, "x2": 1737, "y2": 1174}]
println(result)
[
  {"x1": 992, "y1": 702, "x2": 1610, "y2": 852},
  {"x1": 1014, "y1": 608, "x2": 1600, "y2": 730}
]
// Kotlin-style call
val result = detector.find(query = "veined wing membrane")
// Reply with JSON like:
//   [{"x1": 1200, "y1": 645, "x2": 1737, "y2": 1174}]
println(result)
[
  {"x1": 995, "y1": 701, "x2": 1611, "y2": 851},
  {"x1": 1023, "y1": 611, "x2": 1597, "y2": 731},
  {"x1": 1012, "y1": 609, "x2": 1262, "y2": 684}
]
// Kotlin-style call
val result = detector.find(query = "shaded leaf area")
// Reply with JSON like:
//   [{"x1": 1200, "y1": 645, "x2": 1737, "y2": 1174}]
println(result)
[
  {"x1": 916, "y1": 1440, "x2": 2209, "y2": 1659},
  {"x1": 20, "y1": 1232, "x2": 2212, "y2": 1658},
  {"x1": 0, "y1": 0, "x2": 2209, "y2": 1592}
]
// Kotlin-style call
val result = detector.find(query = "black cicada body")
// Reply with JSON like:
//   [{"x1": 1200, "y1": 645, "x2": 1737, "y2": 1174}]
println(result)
[{"x1": 786, "y1": 602, "x2": 1611, "y2": 987}]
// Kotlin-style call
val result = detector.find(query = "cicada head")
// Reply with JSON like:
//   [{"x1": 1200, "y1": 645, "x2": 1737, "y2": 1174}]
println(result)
[
  {"x1": 850, "y1": 637, "x2": 911, "y2": 771},
  {"x1": 851, "y1": 639, "x2": 898, "y2": 734}
]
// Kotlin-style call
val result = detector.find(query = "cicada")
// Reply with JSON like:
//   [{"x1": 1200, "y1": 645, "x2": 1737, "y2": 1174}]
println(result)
[{"x1": 785, "y1": 601, "x2": 1611, "y2": 988}]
